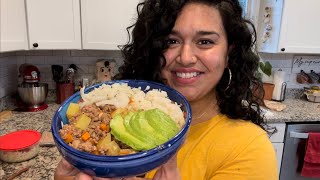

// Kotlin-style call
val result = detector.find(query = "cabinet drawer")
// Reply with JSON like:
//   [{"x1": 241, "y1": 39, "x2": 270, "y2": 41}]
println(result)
[
  {"x1": 272, "y1": 142, "x2": 284, "y2": 175},
  {"x1": 268, "y1": 123, "x2": 286, "y2": 143}
]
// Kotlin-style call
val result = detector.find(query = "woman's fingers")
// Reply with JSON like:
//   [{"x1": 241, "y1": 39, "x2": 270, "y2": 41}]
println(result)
[
  {"x1": 74, "y1": 172, "x2": 94, "y2": 180},
  {"x1": 55, "y1": 158, "x2": 80, "y2": 178},
  {"x1": 152, "y1": 155, "x2": 180, "y2": 180}
]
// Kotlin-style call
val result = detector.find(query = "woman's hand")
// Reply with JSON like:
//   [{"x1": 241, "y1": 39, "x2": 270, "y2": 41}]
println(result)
[{"x1": 54, "y1": 155, "x2": 180, "y2": 180}]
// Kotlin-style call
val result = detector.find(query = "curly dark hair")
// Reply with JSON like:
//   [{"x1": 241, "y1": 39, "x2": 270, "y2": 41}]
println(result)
[{"x1": 115, "y1": 0, "x2": 266, "y2": 129}]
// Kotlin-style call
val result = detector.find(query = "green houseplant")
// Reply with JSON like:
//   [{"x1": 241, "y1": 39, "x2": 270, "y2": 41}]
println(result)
[
  {"x1": 256, "y1": 61, "x2": 272, "y2": 81},
  {"x1": 256, "y1": 61, "x2": 274, "y2": 100}
]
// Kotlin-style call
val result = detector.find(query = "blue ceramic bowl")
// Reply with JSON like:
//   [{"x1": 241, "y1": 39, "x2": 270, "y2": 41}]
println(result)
[{"x1": 51, "y1": 80, "x2": 192, "y2": 178}]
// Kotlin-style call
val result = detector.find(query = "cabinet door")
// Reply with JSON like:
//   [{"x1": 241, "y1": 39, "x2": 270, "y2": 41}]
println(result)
[
  {"x1": 268, "y1": 123, "x2": 286, "y2": 143},
  {"x1": 0, "y1": 0, "x2": 28, "y2": 52},
  {"x1": 272, "y1": 142, "x2": 284, "y2": 176},
  {"x1": 278, "y1": 0, "x2": 320, "y2": 53},
  {"x1": 81, "y1": 0, "x2": 139, "y2": 50},
  {"x1": 26, "y1": 0, "x2": 81, "y2": 49}
]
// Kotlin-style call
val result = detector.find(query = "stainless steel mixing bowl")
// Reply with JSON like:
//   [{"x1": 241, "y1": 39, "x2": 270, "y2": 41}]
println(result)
[{"x1": 17, "y1": 83, "x2": 48, "y2": 108}]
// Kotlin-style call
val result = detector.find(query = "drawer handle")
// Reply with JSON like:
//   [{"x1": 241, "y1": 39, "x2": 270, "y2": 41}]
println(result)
[{"x1": 290, "y1": 131, "x2": 309, "y2": 139}]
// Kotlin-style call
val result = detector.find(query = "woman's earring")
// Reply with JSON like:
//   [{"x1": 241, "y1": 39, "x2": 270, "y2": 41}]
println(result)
[{"x1": 224, "y1": 68, "x2": 232, "y2": 92}]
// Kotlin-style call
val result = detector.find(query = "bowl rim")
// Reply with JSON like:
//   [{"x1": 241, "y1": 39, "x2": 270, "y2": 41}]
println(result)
[{"x1": 51, "y1": 79, "x2": 192, "y2": 162}]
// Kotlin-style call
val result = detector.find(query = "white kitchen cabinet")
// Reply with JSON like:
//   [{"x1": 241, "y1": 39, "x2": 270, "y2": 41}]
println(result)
[
  {"x1": 255, "y1": 0, "x2": 320, "y2": 54},
  {"x1": 25, "y1": 0, "x2": 81, "y2": 49},
  {"x1": 268, "y1": 122, "x2": 286, "y2": 176},
  {"x1": 0, "y1": 0, "x2": 29, "y2": 52},
  {"x1": 81, "y1": 0, "x2": 139, "y2": 50}
]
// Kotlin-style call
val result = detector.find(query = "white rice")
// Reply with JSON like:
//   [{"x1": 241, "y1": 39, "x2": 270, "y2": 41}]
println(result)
[{"x1": 79, "y1": 83, "x2": 185, "y2": 127}]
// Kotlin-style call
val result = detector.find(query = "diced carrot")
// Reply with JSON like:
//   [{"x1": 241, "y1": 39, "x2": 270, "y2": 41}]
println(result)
[
  {"x1": 119, "y1": 149, "x2": 133, "y2": 155},
  {"x1": 92, "y1": 150, "x2": 99, "y2": 155},
  {"x1": 81, "y1": 131, "x2": 91, "y2": 141},
  {"x1": 129, "y1": 97, "x2": 134, "y2": 104},
  {"x1": 99, "y1": 123, "x2": 109, "y2": 131},
  {"x1": 64, "y1": 134, "x2": 73, "y2": 143}
]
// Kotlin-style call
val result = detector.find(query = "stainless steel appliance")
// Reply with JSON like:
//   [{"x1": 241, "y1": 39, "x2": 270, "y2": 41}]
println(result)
[
  {"x1": 280, "y1": 123, "x2": 320, "y2": 180},
  {"x1": 17, "y1": 64, "x2": 48, "y2": 111}
]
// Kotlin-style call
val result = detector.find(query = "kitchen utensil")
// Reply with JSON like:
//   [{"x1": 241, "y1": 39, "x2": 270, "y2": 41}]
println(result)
[
  {"x1": 7, "y1": 166, "x2": 31, "y2": 180},
  {"x1": 17, "y1": 83, "x2": 48, "y2": 111},
  {"x1": 51, "y1": 65, "x2": 64, "y2": 83},
  {"x1": 308, "y1": 70, "x2": 320, "y2": 83},
  {"x1": 56, "y1": 82, "x2": 75, "y2": 104},
  {"x1": 51, "y1": 80, "x2": 192, "y2": 178},
  {"x1": 296, "y1": 70, "x2": 312, "y2": 84},
  {"x1": 0, "y1": 130, "x2": 41, "y2": 163}
]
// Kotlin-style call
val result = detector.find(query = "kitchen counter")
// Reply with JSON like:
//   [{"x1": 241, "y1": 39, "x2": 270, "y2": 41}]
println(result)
[
  {"x1": 263, "y1": 98, "x2": 320, "y2": 123},
  {"x1": 0, "y1": 98, "x2": 319, "y2": 180},
  {"x1": 0, "y1": 104, "x2": 61, "y2": 180}
]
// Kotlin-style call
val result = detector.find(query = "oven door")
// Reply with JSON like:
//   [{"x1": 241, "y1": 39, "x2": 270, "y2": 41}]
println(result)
[{"x1": 280, "y1": 123, "x2": 320, "y2": 180}]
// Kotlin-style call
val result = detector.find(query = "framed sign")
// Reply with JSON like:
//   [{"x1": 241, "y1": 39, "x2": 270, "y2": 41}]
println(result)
[{"x1": 292, "y1": 56, "x2": 320, "y2": 73}]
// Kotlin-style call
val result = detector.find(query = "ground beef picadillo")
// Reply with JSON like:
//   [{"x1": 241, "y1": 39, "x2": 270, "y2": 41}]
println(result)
[{"x1": 59, "y1": 104, "x2": 137, "y2": 156}]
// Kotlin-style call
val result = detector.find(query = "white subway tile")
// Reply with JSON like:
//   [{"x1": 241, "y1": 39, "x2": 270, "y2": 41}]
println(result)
[
  {"x1": 32, "y1": 50, "x2": 53, "y2": 56},
  {"x1": 86, "y1": 50, "x2": 109, "y2": 56},
  {"x1": 78, "y1": 57, "x2": 99, "y2": 64},
  {"x1": 71, "y1": 50, "x2": 88, "y2": 56},
  {"x1": 16, "y1": 56, "x2": 26, "y2": 65},
  {"x1": 271, "y1": 53, "x2": 287, "y2": 61},
  {"x1": 53, "y1": 50, "x2": 71, "y2": 56},
  {"x1": 26, "y1": 56, "x2": 45, "y2": 64},
  {"x1": 0, "y1": 52, "x2": 15, "y2": 58},
  {"x1": 284, "y1": 54, "x2": 294, "y2": 61},
  {"x1": 63, "y1": 56, "x2": 80, "y2": 64},
  {"x1": 0, "y1": 87, "x2": 4, "y2": 98},
  {"x1": 0, "y1": 57, "x2": 10, "y2": 65},
  {"x1": 259, "y1": 53, "x2": 272, "y2": 61},
  {"x1": 88, "y1": 65, "x2": 96, "y2": 73},
  {"x1": 105, "y1": 50, "x2": 122, "y2": 58},
  {"x1": 76, "y1": 65, "x2": 89, "y2": 73},
  {"x1": 15, "y1": 51, "x2": 27, "y2": 56},
  {"x1": 269, "y1": 59, "x2": 292, "y2": 68},
  {"x1": 45, "y1": 56, "x2": 63, "y2": 64}
]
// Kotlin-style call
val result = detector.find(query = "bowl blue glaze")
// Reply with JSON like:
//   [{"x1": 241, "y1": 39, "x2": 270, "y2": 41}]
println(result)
[{"x1": 51, "y1": 80, "x2": 192, "y2": 178}]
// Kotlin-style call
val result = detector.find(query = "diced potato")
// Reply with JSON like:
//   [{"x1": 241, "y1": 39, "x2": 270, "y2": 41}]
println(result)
[
  {"x1": 97, "y1": 133, "x2": 111, "y2": 148},
  {"x1": 66, "y1": 103, "x2": 80, "y2": 119},
  {"x1": 75, "y1": 114, "x2": 91, "y2": 130},
  {"x1": 105, "y1": 141, "x2": 121, "y2": 156}
]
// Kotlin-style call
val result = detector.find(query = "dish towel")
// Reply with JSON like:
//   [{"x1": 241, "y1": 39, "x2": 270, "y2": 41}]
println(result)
[{"x1": 301, "y1": 132, "x2": 320, "y2": 178}]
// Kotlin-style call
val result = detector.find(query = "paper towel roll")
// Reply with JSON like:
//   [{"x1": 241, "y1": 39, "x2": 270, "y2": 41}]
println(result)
[{"x1": 272, "y1": 70, "x2": 286, "y2": 101}]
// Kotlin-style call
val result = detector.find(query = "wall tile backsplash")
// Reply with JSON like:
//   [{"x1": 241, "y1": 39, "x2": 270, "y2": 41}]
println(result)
[
  {"x1": 259, "y1": 53, "x2": 320, "y2": 89},
  {"x1": 1, "y1": 50, "x2": 320, "y2": 101},
  {"x1": 0, "y1": 50, "x2": 124, "y2": 100}
]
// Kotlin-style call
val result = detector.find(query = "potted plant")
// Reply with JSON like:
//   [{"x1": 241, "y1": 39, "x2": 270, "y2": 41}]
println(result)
[{"x1": 256, "y1": 61, "x2": 274, "y2": 100}]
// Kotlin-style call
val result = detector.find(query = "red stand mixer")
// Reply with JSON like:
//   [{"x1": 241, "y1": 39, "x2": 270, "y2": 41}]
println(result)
[{"x1": 17, "y1": 64, "x2": 48, "y2": 112}]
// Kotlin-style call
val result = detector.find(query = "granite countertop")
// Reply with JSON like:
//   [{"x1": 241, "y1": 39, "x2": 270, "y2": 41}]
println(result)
[
  {"x1": 0, "y1": 104, "x2": 61, "y2": 180},
  {"x1": 263, "y1": 98, "x2": 320, "y2": 123},
  {"x1": 0, "y1": 98, "x2": 319, "y2": 179}
]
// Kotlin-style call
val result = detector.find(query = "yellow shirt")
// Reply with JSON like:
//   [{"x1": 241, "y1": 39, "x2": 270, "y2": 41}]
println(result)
[{"x1": 146, "y1": 114, "x2": 278, "y2": 180}]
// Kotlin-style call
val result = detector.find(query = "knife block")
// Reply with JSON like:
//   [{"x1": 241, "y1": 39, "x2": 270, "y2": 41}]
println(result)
[{"x1": 56, "y1": 83, "x2": 75, "y2": 104}]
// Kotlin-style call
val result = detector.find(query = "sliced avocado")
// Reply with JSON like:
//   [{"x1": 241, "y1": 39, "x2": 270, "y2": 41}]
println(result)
[
  {"x1": 123, "y1": 112, "x2": 157, "y2": 147},
  {"x1": 110, "y1": 114, "x2": 153, "y2": 151},
  {"x1": 145, "y1": 108, "x2": 180, "y2": 139},
  {"x1": 131, "y1": 111, "x2": 168, "y2": 145}
]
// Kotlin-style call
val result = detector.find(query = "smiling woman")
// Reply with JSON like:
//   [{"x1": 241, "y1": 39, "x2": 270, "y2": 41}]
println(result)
[{"x1": 54, "y1": 0, "x2": 278, "y2": 180}]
